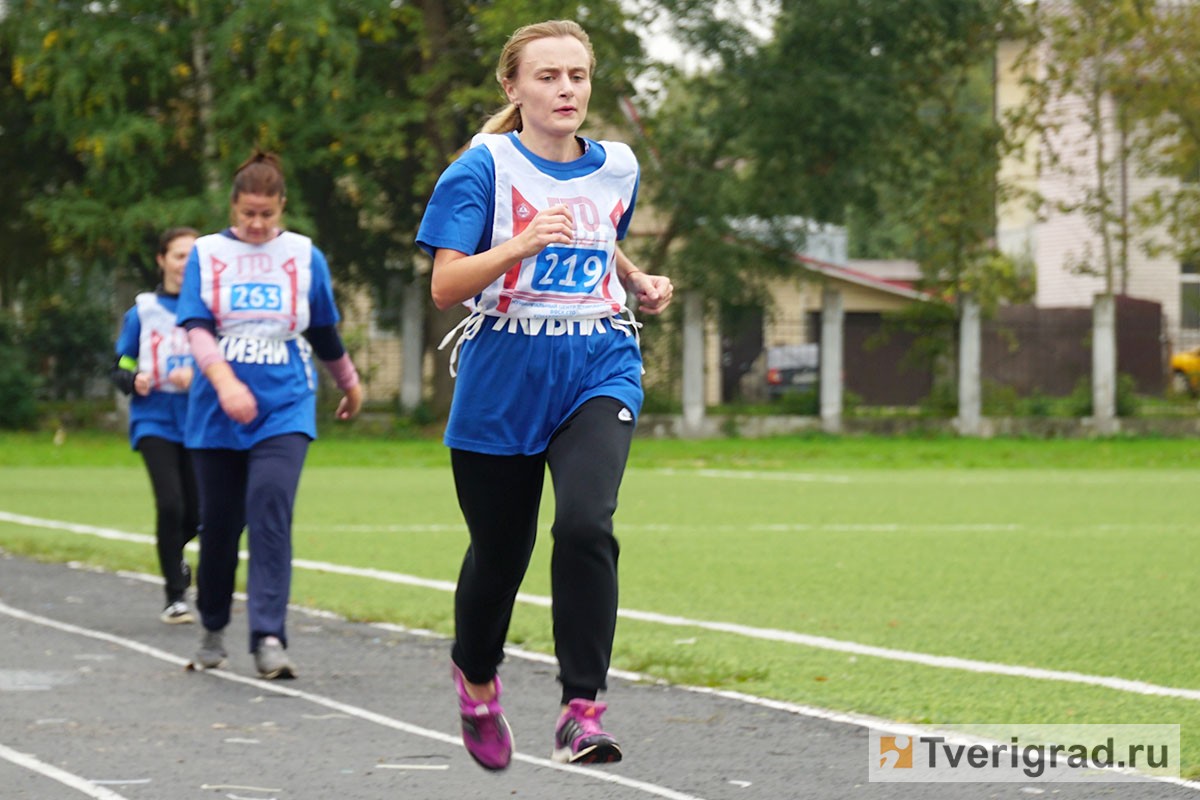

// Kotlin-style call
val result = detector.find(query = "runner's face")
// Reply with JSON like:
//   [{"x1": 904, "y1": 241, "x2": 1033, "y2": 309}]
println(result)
[
  {"x1": 232, "y1": 193, "x2": 284, "y2": 245},
  {"x1": 505, "y1": 36, "x2": 591, "y2": 143},
  {"x1": 156, "y1": 235, "x2": 196, "y2": 294}
]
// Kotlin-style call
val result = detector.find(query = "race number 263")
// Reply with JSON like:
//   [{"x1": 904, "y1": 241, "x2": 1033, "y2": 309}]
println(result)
[{"x1": 230, "y1": 283, "x2": 284, "y2": 311}]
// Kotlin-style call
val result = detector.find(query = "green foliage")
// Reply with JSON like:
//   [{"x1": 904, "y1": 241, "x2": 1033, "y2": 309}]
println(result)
[
  {"x1": 773, "y1": 387, "x2": 819, "y2": 416},
  {"x1": 25, "y1": 290, "x2": 111, "y2": 402},
  {"x1": 0, "y1": 313, "x2": 38, "y2": 429},
  {"x1": 1067, "y1": 373, "x2": 1140, "y2": 418}
]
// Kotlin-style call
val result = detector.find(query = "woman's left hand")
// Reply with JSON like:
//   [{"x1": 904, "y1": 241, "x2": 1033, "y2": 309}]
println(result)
[
  {"x1": 625, "y1": 271, "x2": 674, "y2": 315},
  {"x1": 336, "y1": 384, "x2": 363, "y2": 420},
  {"x1": 167, "y1": 366, "x2": 194, "y2": 391}
]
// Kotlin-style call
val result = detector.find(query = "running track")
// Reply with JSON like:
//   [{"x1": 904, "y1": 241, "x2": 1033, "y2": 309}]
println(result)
[{"x1": 0, "y1": 554, "x2": 1193, "y2": 800}]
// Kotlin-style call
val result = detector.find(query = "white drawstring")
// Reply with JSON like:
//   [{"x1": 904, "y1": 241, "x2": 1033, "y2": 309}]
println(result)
[
  {"x1": 437, "y1": 309, "x2": 485, "y2": 378},
  {"x1": 437, "y1": 306, "x2": 644, "y2": 377},
  {"x1": 610, "y1": 305, "x2": 645, "y2": 374}
]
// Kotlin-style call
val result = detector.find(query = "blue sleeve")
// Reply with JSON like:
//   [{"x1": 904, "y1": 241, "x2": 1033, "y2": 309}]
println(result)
[
  {"x1": 416, "y1": 146, "x2": 495, "y2": 258},
  {"x1": 308, "y1": 245, "x2": 341, "y2": 328},
  {"x1": 114, "y1": 307, "x2": 141, "y2": 358},
  {"x1": 174, "y1": 246, "x2": 212, "y2": 326},
  {"x1": 617, "y1": 170, "x2": 639, "y2": 241}
]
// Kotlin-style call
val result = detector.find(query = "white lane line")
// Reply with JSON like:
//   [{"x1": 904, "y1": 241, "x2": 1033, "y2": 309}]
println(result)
[
  {"x1": 654, "y1": 468, "x2": 851, "y2": 483},
  {"x1": 0, "y1": 741, "x2": 132, "y2": 799},
  {"x1": 3, "y1": 511, "x2": 1199, "y2": 703},
  {"x1": 318, "y1": 522, "x2": 1023, "y2": 534},
  {"x1": 0, "y1": 600, "x2": 710, "y2": 800}
]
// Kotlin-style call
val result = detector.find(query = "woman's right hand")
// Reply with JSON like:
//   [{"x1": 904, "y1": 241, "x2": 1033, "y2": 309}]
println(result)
[
  {"x1": 208, "y1": 366, "x2": 258, "y2": 424},
  {"x1": 216, "y1": 379, "x2": 257, "y2": 424},
  {"x1": 133, "y1": 372, "x2": 152, "y2": 397},
  {"x1": 513, "y1": 204, "x2": 575, "y2": 256}
]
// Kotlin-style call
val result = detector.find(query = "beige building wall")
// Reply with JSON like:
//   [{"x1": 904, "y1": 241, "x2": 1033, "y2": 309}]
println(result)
[{"x1": 996, "y1": 35, "x2": 1183, "y2": 348}]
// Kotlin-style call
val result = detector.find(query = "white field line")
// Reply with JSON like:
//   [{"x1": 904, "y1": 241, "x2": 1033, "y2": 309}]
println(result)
[
  {"x1": 2, "y1": 510, "x2": 1200, "y2": 704},
  {"x1": 0, "y1": 741, "x2": 132, "y2": 800},
  {"x1": 0, "y1": 600, "x2": 709, "y2": 800},
  {"x1": 654, "y1": 467, "x2": 852, "y2": 483},
  {"x1": 322, "y1": 522, "x2": 1023, "y2": 534},
  {"x1": 115, "y1": 572, "x2": 1200, "y2": 794}
]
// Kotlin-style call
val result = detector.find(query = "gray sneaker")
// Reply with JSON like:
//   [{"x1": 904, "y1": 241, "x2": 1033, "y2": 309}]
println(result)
[
  {"x1": 254, "y1": 636, "x2": 296, "y2": 680},
  {"x1": 190, "y1": 628, "x2": 227, "y2": 670}
]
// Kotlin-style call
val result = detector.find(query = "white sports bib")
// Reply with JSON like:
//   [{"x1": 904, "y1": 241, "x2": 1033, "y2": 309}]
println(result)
[
  {"x1": 471, "y1": 133, "x2": 638, "y2": 319},
  {"x1": 193, "y1": 231, "x2": 313, "y2": 339},
  {"x1": 134, "y1": 293, "x2": 192, "y2": 393}
]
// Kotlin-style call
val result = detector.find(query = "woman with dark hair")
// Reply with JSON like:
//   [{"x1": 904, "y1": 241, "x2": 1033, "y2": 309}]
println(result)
[
  {"x1": 418, "y1": 19, "x2": 672, "y2": 770},
  {"x1": 112, "y1": 226, "x2": 201, "y2": 624},
  {"x1": 177, "y1": 150, "x2": 362, "y2": 679}
]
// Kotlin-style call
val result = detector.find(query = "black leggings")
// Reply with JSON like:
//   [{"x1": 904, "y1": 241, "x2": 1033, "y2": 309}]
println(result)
[
  {"x1": 450, "y1": 396, "x2": 635, "y2": 704},
  {"x1": 138, "y1": 436, "x2": 199, "y2": 603}
]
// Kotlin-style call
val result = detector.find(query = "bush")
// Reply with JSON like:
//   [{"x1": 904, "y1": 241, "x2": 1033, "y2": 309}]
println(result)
[
  {"x1": 0, "y1": 314, "x2": 38, "y2": 429},
  {"x1": 25, "y1": 292, "x2": 111, "y2": 402},
  {"x1": 1067, "y1": 374, "x2": 1140, "y2": 418}
]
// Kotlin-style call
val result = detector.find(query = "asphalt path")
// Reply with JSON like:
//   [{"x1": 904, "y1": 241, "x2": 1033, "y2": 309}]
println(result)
[{"x1": 0, "y1": 553, "x2": 1194, "y2": 800}]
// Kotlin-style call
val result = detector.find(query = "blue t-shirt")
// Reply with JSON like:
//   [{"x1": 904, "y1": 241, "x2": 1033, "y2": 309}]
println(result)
[
  {"x1": 176, "y1": 229, "x2": 340, "y2": 450},
  {"x1": 114, "y1": 293, "x2": 189, "y2": 449},
  {"x1": 417, "y1": 133, "x2": 644, "y2": 455}
]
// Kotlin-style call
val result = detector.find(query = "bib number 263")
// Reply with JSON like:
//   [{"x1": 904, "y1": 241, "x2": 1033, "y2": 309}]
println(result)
[{"x1": 230, "y1": 283, "x2": 283, "y2": 311}]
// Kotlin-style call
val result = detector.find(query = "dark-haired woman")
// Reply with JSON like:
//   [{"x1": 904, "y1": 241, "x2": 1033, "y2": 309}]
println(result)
[
  {"x1": 112, "y1": 226, "x2": 201, "y2": 624},
  {"x1": 177, "y1": 150, "x2": 362, "y2": 679}
]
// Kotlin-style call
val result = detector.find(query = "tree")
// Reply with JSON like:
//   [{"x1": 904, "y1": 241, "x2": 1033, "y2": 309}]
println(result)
[
  {"x1": 4, "y1": 0, "x2": 646, "y2": 410},
  {"x1": 1012, "y1": 0, "x2": 1145, "y2": 294}
]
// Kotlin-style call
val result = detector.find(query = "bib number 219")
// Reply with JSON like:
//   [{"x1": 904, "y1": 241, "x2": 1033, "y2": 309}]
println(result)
[{"x1": 533, "y1": 247, "x2": 607, "y2": 294}]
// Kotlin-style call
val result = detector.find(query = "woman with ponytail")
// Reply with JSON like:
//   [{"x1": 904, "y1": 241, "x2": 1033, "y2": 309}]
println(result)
[
  {"x1": 177, "y1": 150, "x2": 362, "y2": 680},
  {"x1": 417, "y1": 19, "x2": 672, "y2": 771}
]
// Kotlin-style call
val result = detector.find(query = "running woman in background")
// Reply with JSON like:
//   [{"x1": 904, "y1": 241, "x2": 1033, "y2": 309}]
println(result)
[
  {"x1": 177, "y1": 151, "x2": 362, "y2": 680},
  {"x1": 112, "y1": 226, "x2": 201, "y2": 625},
  {"x1": 417, "y1": 19, "x2": 673, "y2": 770}
]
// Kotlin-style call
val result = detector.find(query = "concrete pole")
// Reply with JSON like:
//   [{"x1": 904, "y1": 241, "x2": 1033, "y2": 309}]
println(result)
[
  {"x1": 399, "y1": 276, "x2": 425, "y2": 413},
  {"x1": 819, "y1": 287, "x2": 844, "y2": 434},
  {"x1": 1092, "y1": 292, "x2": 1117, "y2": 433},
  {"x1": 681, "y1": 290, "x2": 706, "y2": 437},
  {"x1": 957, "y1": 295, "x2": 982, "y2": 436}
]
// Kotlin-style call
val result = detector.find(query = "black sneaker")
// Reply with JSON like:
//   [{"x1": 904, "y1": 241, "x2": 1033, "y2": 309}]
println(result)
[{"x1": 160, "y1": 600, "x2": 194, "y2": 624}]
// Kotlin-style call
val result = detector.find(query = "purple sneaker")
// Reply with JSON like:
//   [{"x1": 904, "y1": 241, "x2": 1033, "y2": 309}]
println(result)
[
  {"x1": 453, "y1": 667, "x2": 513, "y2": 771},
  {"x1": 551, "y1": 699, "x2": 622, "y2": 764}
]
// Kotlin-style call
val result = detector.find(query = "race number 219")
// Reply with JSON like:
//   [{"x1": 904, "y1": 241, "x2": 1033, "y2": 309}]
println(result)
[{"x1": 532, "y1": 247, "x2": 607, "y2": 294}]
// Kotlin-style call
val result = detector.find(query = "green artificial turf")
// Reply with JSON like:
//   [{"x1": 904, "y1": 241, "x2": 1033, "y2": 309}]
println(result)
[{"x1": 1, "y1": 430, "x2": 1198, "y2": 777}]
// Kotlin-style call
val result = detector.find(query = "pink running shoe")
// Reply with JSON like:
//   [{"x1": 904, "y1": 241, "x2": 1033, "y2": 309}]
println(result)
[
  {"x1": 453, "y1": 667, "x2": 513, "y2": 771},
  {"x1": 551, "y1": 698, "x2": 623, "y2": 764}
]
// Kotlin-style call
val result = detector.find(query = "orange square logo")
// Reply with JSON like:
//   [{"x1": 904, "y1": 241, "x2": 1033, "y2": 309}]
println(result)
[{"x1": 880, "y1": 735, "x2": 913, "y2": 768}]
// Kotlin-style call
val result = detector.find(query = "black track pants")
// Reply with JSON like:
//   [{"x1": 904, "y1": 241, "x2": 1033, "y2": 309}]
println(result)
[
  {"x1": 137, "y1": 436, "x2": 199, "y2": 604},
  {"x1": 450, "y1": 396, "x2": 635, "y2": 704}
]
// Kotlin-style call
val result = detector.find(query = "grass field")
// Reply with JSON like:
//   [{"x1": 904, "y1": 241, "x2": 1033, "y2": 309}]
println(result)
[{"x1": 1, "y1": 429, "x2": 1198, "y2": 778}]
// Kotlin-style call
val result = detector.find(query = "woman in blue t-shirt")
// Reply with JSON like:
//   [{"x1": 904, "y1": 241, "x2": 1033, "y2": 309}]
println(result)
[
  {"x1": 417, "y1": 19, "x2": 673, "y2": 771},
  {"x1": 177, "y1": 151, "x2": 363, "y2": 680},
  {"x1": 112, "y1": 227, "x2": 200, "y2": 624}
]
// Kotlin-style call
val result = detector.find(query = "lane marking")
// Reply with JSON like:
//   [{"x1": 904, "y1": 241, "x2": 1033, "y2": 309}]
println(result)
[
  {"x1": 0, "y1": 600, "x2": 710, "y2": 800},
  {"x1": 0, "y1": 741, "x2": 132, "y2": 799},
  {"x1": 2, "y1": 511, "x2": 1199, "y2": 702},
  {"x1": 654, "y1": 468, "x2": 851, "y2": 483},
  {"x1": 5, "y1": 567, "x2": 1200, "y2": 795},
  {"x1": 317, "y1": 522, "x2": 1024, "y2": 534}
]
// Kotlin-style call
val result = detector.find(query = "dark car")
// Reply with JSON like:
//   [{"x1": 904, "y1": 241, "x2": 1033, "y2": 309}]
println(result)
[{"x1": 766, "y1": 344, "x2": 819, "y2": 397}]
